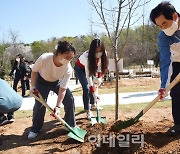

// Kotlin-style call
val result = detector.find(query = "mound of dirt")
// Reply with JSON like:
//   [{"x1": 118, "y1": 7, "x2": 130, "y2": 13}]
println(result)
[{"x1": 1, "y1": 107, "x2": 180, "y2": 154}]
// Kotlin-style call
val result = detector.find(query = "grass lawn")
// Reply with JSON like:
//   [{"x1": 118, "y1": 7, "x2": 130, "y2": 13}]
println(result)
[
  {"x1": 13, "y1": 77, "x2": 168, "y2": 119},
  {"x1": 15, "y1": 100, "x2": 171, "y2": 119},
  {"x1": 72, "y1": 77, "x2": 161, "y2": 96}
]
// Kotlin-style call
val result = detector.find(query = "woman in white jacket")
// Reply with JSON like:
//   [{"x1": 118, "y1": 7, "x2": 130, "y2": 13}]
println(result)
[{"x1": 74, "y1": 39, "x2": 108, "y2": 119}]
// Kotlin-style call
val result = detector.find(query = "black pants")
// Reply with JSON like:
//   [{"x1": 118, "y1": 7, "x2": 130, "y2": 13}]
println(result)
[
  {"x1": 25, "y1": 78, "x2": 30, "y2": 90},
  {"x1": 13, "y1": 77, "x2": 26, "y2": 96},
  {"x1": 0, "y1": 113, "x2": 14, "y2": 118},
  {"x1": 31, "y1": 74, "x2": 76, "y2": 133},
  {"x1": 170, "y1": 62, "x2": 180, "y2": 125}
]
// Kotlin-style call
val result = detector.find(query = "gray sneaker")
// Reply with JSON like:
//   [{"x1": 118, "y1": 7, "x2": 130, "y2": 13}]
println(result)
[
  {"x1": 167, "y1": 124, "x2": 180, "y2": 136},
  {"x1": 28, "y1": 131, "x2": 38, "y2": 139}
]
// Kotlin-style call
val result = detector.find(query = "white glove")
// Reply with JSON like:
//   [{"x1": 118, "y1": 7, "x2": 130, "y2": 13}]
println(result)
[
  {"x1": 92, "y1": 93, "x2": 100, "y2": 104},
  {"x1": 54, "y1": 106, "x2": 60, "y2": 116},
  {"x1": 50, "y1": 106, "x2": 60, "y2": 118},
  {"x1": 93, "y1": 77, "x2": 102, "y2": 87}
]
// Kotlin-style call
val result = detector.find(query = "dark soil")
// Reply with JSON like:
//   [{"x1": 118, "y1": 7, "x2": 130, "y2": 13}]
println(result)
[
  {"x1": 1, "y1": 77, "x2": 180, "y2": 154},
  {"x1": 1, "y1": 107, "x2": 180, "y2": 154}
]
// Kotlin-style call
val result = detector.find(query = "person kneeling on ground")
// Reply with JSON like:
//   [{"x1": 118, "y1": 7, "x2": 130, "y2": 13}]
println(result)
[{"x1": 0, "y1": 79, "x2": 23, "y2": 126}]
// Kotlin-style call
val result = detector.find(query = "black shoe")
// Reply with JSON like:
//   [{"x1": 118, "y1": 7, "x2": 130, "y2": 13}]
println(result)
[
  {"x1": 167, "y1": 125, "x2": 180, "y2": 136},
  {"x1": 7, "y1": 115, "x2": 15, "y2": 123},
  {"x1": 0, "y1": 116, "x2": 9, "y2": 126}
]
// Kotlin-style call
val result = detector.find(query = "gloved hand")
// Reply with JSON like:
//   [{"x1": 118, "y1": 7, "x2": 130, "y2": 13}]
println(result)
[
  {"x1": 50, "y1": 106, "x2": 60, "y2": 118},
  {"x1": 92, "y1": 93, "x2": 100, "y2": 104},
  {"x1": 93, "y1": 77, "x2": 103, "y2": 87},
  {"x1": 158, "y1": 88, "x2": 166, "y2": 100},
  {"x1": 30, "y1": 86, "x2": 38, "y2": 94},
  {"x1": 97, "y1": 78, "x2": 102, "y2": 87}
]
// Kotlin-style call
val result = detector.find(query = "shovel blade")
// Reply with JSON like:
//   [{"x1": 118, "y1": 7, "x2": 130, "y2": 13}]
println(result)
[
  {"x1": 112, "y1": 110, "x2": 143, "y2": 131},
  {"x1": 91, "y1": 108, "x2": 107, "y2": 125},
  {"x1": 112, "y1": 118, "x2": 138, "y2": 131},
  {"x1": 91, "y1": 117, "x2": 107, "y2": 125},
  {"x1": 68, "y1": 132, "x2": 84, "y2": 142},
  {"x1": 67, "y1": 126, "x2": 87, "y2": 142}
]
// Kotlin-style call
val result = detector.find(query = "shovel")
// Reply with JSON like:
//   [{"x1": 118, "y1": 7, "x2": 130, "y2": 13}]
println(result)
[
  {"x1": 91, "y1": 86, "x2": 107, "y2": 125},
  {"x1": 112, "y1": 73, "x2": 180, "y2": 131},
  {"x1": 29, "y1": 91, "x2": 87, "y2": 142}
]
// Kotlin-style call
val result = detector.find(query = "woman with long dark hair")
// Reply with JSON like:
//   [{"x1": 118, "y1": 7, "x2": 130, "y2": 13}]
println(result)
[{"x1": 74, "y1": 39, "x2": 108, "y2": 119}]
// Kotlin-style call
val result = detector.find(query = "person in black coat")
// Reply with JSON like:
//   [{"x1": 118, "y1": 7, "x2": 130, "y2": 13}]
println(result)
[{"x1": 9, "y1": 54, "x2": 28, "y2": 97}]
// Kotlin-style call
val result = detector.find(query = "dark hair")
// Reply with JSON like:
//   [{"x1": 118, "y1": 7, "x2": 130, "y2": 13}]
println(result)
[
  {"x1": 88, "y1": 39, "x2": 108, "y2": 76},
  {"x1": 150, "y1": 1, "x2": 180, "y2": 25},
  {"x1": 54, "y1": 41, "x2": 76, "y2": 55},
  {"x1": 16, "y1": 54, "x2": 24, "y2": 63}
]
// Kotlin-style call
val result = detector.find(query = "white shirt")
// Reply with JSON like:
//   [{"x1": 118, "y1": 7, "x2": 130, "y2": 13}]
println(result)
[
  {"x1": 170, "y1": 42, "x2": 180, "y2": 62},
  {"x1": 78, "y1": 51, "x2": 102, "y2": 87},
  {"x1": 32, "y1": 53, "x2": 72, "y2": 89}
]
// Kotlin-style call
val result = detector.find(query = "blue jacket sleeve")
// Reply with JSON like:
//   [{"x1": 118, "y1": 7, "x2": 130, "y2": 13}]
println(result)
[{"x1": 158, "y1": 32, "x2": 171, "y2": 88}]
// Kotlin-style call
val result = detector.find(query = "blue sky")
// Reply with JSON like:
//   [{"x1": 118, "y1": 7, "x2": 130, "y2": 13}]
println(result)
[{"x1": 0, "y1": 0, "x2": 179, "y2": 44}]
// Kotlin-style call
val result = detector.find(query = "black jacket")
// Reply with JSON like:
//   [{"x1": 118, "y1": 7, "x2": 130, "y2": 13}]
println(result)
[{"x1": 9, "y1": 61, "x2": 28, "y2": 79}]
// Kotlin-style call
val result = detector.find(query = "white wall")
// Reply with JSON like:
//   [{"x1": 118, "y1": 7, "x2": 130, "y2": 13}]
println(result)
[{"x1": 108, "y1": 58, "x2": 123, "y2": 72}]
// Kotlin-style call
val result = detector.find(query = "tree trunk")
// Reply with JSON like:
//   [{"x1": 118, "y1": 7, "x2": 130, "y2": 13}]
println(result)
[{"x1": 113, "y1": 46, "x2": 119, "y2": 120}]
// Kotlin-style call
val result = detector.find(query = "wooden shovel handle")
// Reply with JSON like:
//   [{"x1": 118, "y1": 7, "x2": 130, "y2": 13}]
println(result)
[
  {"x1": 143, "y1": 73, "x2": 180, "y2": 114},
  {"x1": 29, "y1": 91, "x2": 66, "y2": 125}
]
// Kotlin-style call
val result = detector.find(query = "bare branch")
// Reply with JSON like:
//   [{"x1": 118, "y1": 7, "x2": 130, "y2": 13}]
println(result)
[
  {"x1": 118, "y1": 0, "x2": 133, "y2": 61},
  {"x1": 89, "y1": 0, "x2": 112, "y2": 41},
  {"x1": 114, "y1": 0, "x2": 123, "y2": 43}
]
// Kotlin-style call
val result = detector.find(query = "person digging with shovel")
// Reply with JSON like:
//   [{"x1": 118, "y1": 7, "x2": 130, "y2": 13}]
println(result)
[
  {"x1": 74, "y1": 39, "x2": 108, "y2": 120},
  {"x1": 150, "y1": 1, "x2": 180, "y2": 136},
  {"x1": 28, "y1": 41, "x2": 77, "y2": 139}
]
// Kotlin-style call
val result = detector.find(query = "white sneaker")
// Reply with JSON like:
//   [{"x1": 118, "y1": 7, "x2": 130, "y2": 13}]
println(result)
[
  {"x1": 86, "y1": 111, "x2": 93, "y2": 120},
  {"x1": 28, "y1": 131, "x2": 38, "y2": 139}
]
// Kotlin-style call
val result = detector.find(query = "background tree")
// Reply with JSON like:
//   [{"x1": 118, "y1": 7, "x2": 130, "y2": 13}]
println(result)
[{"x1": 31, "y1": 41, "x2": 49, "y2": 60}]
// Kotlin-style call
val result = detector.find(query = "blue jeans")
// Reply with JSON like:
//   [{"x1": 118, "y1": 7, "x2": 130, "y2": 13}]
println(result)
[
  {"x1": 74, "y1": 65, "x2": 94, "y2": 110},
  {"x1": 31, "y1": 74, "x2": 76, "y2": 133},
  {"x1": 0, "y1": 79, "x2": 22, "y2": 114}
]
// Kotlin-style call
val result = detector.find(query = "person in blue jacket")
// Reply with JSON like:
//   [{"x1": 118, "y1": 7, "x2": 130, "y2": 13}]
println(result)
[
  {"x1": 0, "y1": 79, "x2": 23, "y2": 126},
  {"x1": 150, "y1": 1, "x2": 180, "y2": 135}
]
